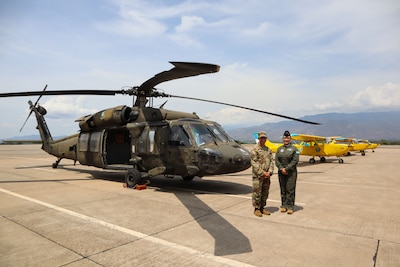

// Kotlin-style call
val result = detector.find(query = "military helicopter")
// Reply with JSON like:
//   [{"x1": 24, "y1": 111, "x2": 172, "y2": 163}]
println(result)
[{"x1": 0, "y1": 62, "x2": 319, "y2": 188}]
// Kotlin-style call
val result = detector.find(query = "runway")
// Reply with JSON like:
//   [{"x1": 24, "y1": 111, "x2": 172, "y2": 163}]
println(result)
[{"x1": 1, "y1": 144, "x2": 399, "y2": 266}]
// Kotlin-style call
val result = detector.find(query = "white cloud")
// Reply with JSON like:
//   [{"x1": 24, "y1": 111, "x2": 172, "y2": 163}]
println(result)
[
  {"x1": 314, "y1": 82, "x2": 400, "y2": 112},
  {"x1": 175, "y1": 16, "x2": 206, "y2": 33},
  {"x1": 42, "y1": 96, "x2": 98, "y2": 119}
]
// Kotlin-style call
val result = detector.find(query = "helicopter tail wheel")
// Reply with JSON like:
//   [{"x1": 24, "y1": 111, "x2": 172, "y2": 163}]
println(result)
[
  {"x1": 52, "y1": 158, "x2": 61, "y2": 168},
  {"x1": 309, "y1": 158, "x2": 316, "y2": 164},
  {"x1": 125, "y1": 169, "x2": 142, "y2": 188}
]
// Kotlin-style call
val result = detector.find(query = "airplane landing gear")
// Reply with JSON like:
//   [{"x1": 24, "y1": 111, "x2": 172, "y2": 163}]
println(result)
[
  {"x1": 338, "y1": 159, "x2": 344, "y2": 164},
  {"x1": 309, "y1": 158, "x2": 316, "y2": 164},
  {"x1": 361, "y1": 151, "x2": 366, "y2": 156}
]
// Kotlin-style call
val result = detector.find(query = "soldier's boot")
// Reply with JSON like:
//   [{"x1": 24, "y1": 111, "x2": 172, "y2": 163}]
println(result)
[
  {"x1": 281, "y1": 207, "x2": 287, "y2": 213},
  {"x1": 254, "y1": 209, "x2": 262, "y2": 217},
  {"x1": 262, "y1": 208, "x2": 270, "y2": 215},
  {"x1": 287, "y1": 209, "x2": 294, "y2": 214}
]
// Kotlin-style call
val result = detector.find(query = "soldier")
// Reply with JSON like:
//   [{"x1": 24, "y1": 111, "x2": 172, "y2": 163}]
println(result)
[
  {"x1": 250, "y1": 131, "x2": 274, "y2": 217},
  {"x1": 275, "y1": 130, "x2": 299, "y2": 214}
]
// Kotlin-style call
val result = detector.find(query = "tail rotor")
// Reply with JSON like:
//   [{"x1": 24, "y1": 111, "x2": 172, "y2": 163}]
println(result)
[{"x1": 19, "y1": 84, "x2": 47, "y2": 132}]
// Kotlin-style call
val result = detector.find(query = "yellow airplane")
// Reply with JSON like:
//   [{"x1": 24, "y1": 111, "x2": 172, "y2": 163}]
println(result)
[
  {"x1": 329, "y1": 137, "x2": 369, "y2": 156},
  {"x1": 253, "y1": 132, "x2": 281, "y2": 153},
  {"x1": 358, "y1": 139, "x2": 380, "y2": 152},
  {"x1": 264, "y1": 139, "x2": 281, "y2": 153},
  {"x1": 290, "y1": 133, "x2": 349, "y2": 164}
]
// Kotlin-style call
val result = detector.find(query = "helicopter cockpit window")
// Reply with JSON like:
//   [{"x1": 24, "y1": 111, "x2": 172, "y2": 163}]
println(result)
[
  {"x1": 207, "y1": 123, "x2": 234, "y2": 142},
  {"x1": 187, "y1": 123, "x2": 215, "y2": 146},
  {"x1": 169, "y1": 125, "x2": 191, "y2": 147}
]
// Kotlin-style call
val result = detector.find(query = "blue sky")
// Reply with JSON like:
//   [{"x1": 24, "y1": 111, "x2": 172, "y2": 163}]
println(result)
[{"x1": 1, "y1": 0, "x2": 399, "y2": 139}]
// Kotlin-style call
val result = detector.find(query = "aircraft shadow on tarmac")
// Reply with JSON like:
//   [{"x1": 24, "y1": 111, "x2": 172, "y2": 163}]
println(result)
[
  {"x1": 14, "y1": 163, "x2": 254, "y2": 256},
  {"x1": 90, "y1": 168, "x2": 254, "y2": 256},
  {"x1": 171, "y1": 190, "x2": 253, "y2": 256}
]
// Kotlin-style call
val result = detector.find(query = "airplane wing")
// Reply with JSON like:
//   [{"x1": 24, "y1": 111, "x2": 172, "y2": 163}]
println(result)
[
  {"x1": 265, "y1": 139, "x2": 281, "y2": 153},
  {"x1": 291, "y1": 133, "x2": 326, "y2": 143}
]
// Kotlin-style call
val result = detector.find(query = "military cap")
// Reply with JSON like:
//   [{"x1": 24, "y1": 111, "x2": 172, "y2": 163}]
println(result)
[
  {"x1": 283, "y1": 130, "x2": 291, "y2": 137},
  {"x1": 258, "y1": 131, "x2": 267, "y2": 138}
]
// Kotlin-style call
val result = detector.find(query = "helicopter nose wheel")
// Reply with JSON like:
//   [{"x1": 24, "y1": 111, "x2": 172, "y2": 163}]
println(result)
[{"x1": 125, "y1": 169, "x2": 142, "y2": 188}]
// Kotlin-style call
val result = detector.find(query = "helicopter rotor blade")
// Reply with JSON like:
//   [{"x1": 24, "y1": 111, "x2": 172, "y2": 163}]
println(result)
[
  {"x1": 167, "y1": 94, "x2": 321, "y2": 125},
  {"x1": 32, "y1": 84, "x2": 48, "y2": 107},
  {"x1": 138, "y1": 62, "x2": 220, "y2": 94},
  {"x1": 0, "y1": 89, "x2": 123, "y2": 98}
]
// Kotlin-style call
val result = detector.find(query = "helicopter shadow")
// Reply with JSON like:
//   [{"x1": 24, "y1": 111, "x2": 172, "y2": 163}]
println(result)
[
  {"x1": 151, "y1": 177, "x2": 253, "y2": 256},
  {"x1": 16, "y1": 163, "x2": 253, "y2": 256}
]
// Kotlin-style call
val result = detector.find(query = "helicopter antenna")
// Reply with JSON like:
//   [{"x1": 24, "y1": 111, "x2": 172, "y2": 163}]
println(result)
[
  {"x1": 159, "y1": 100, "x2": 168, "y2": 109},
  {"x1": 20, "y1": 84, "x2": 48, "y2": 132}
]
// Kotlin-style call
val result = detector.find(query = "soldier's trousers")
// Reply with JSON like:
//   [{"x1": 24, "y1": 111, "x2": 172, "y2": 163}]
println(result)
[
  {"x1": 252, "y1": 176, "x2": 270, "y2": 209},
  {"x1": 278, "y1": 171, "x2": 297, "y2": 210}
]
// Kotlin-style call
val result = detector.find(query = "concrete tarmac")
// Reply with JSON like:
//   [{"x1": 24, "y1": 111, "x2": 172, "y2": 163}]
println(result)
[{"x1": 0, "y1": 144, "x2": 399, "y2": 267}]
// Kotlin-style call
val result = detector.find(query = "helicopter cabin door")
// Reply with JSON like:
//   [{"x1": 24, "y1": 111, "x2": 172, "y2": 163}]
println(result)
[
  {"x1": 77, "y1": 130, "x2": 105, "y2": 168},
  {"x1": 104, "y1": 129, "x2": 131, "y2": 167},
  {"x1": 133, "y1": 125, "x2": 166, "y2": 171}
]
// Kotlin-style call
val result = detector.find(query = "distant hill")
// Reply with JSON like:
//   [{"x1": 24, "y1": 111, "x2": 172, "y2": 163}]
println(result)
[
  {"x1": 225, "y1": 111, "x2": 400, "y2": 143},
  {"x1": 2, "y1": 111, "x2": 399, "y2": 144}
]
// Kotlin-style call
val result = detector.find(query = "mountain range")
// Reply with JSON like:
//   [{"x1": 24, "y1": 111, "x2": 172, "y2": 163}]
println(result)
[
  {"x1": 225, "y1": 111, "x2": 400, "y2": 143},
  {"x1": 2, "y1": 111, "x2": 399, "y2": 143}
]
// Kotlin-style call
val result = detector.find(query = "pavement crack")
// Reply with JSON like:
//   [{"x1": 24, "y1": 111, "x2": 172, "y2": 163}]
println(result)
[{"x1": 373, "y1": 239, "x2": 380, "y2": 267}]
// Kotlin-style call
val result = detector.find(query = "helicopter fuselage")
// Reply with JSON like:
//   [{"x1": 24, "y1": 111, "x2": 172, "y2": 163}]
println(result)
[{"x1": 38, "y1": 105, "x2": 251, "y2": 180}]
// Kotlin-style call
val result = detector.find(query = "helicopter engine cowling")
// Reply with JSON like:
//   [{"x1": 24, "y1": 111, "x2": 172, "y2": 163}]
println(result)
[{"x1": 77, "y1": 105, "x2": 137, "y2": 131}]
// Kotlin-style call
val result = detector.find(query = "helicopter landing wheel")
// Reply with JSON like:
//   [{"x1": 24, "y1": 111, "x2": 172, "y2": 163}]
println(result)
[
  {"x1": 309, "y1": 158, "x2": 316, "y2": 164},
  {"x1": 52, "y1": 158, "x2": 61, "y2": 168},
  {"x1": 182, "y1": 175, "x2": 195, "y2": 181},
  {"x1": 361, "y1": 151, "x2": 365, "y2": 156},
  {"x1": 125, "y1": 169, "x2": 142, "y2": 188},
  {"x1": 320, "y1": 157, "x2": 326, "y2": 162},
  {"x1": 338, "y1": 159, "x2": 344, "y2": 164}
]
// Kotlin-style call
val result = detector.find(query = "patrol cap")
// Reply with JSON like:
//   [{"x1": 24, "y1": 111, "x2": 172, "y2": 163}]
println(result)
[
  {"x1": 283, "y1": 130, "x2": 291, "y2": 137},
  {"x1": 258, "y1": 131, "x2": 267, "y2": 138}
]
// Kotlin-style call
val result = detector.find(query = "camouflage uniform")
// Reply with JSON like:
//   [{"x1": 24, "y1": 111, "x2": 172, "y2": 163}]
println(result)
[
  {"x1": 275, "y1": 143, "x2": 299, "y2": 211},
  {"x1": 250, "y1": 143, "x2": 274, "y2": 210}
]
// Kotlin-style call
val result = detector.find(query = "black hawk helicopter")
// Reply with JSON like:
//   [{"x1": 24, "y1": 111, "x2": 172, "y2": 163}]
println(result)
[{"x1": 0, "y1": 62, "x2": 319, "y2": 188}]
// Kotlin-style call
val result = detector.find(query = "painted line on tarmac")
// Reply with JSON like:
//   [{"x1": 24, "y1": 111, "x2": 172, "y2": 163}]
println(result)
[
  {"x1": 32, "y1": 167, "x2": 58, "y2": 172},
  {"x1": 0, "y1": 187, "x2": 255, "y2": 267}
]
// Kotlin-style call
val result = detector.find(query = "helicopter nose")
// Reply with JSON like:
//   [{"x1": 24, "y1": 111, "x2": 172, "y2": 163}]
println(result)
[{"x1": 218, "y1": 144, "x2": 251, "y2": 173}]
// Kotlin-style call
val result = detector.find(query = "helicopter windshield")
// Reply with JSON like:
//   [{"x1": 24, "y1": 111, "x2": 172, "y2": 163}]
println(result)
[
  {"x1": 206, "y1": 122, "x2": 235, "y2": 142},
  {"x1": 169, "y1": 125, "x2": 192, "y2": 147},
  {"x1": 187, "y1": 123, "x2": 216, "y2": 146}
]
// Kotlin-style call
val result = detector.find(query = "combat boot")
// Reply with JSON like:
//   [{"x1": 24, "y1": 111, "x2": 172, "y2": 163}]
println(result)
[
  {"x1": 281, "y1": 207, "x2": 287, "y2": 213},
  {"x1": 262, "y1": 209, "x2": 270, "y2": 215},
  {"x1": 254, "y1": 209, "x2": 262, "y2": 217},
  {"x1": 287, "y1": 209, "x2": 294, "y2": 214}
]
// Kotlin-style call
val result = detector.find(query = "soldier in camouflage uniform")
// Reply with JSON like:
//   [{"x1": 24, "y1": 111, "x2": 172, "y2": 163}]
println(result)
[
  {"x1": 250, "y1": 131, "x2": 274, "y2": 217},
  {"x1": 275, "y1": 130, "x2": 299, "y2": 214}
]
